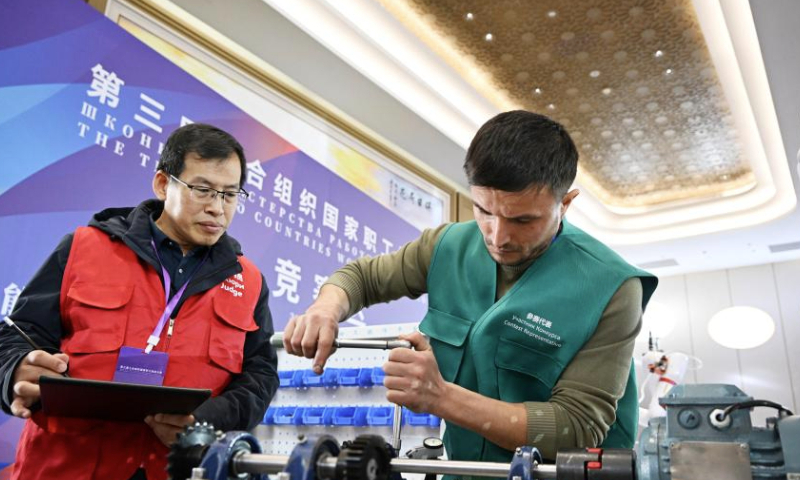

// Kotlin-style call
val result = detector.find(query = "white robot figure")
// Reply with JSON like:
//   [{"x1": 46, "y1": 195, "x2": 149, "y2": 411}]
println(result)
[{"x1": 638, "y1": 334, "x2": 694, "y2": 426}]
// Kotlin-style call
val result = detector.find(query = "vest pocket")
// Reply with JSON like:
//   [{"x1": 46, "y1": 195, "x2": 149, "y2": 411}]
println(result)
[
  {"x1": 64, "y1": 282, "x2": 133, "y2": 353},
  {"x1": 495, "y1": 337, "x2": 564, "y2": 403},
  {"x1": 418, "y1": 308, "x2": 472, "y2": 383},
  {"x1": 208, "y1": 295, "x2": 258, "y2": 373}
]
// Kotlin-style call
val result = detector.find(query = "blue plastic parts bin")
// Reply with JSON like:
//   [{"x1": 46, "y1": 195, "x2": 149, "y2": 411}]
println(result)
[
  {"x1": 301, "y1": 406, "x2": 331, "y2": 425},
  {"x1": 332, "y1": 406, "x2": 368, "y2": 426},
  {"x1": 290, "y1": 370, "x2": 304, "y2": 388},
  {"x1": 277, "y1": 368, "x2": 385, "y2": 388},
  {"x1": 366, "y1": 406, "x2": 396, "y2": 426},
  {"x1": 301, "y1": 370, "x2": 324, "y2": 387},
  {"x1": 354, "y1": 407, "x2": 369, "y2": 426},
  {"x1": 357, "y1": 368, "x2": 374, "y2": 387},
  {"x1": 269, "y1": 367, "x2": 443, "y2": 427},
  {"x1": 274, "y1": 406, "x2": 304, "y2": 425},
  {"x1": 403, "y1": 408, "x2": 441, "y2": 427},
  {"x1": 338, "y1": 368, "x2": 361, "y2": 386},
  {"x1": 262, "y1": 406, "x2": 276, "y2": 425},
  {"x1": 263, "y1": 405, "x2": 439, "y2": 427},
  {"x1": 370, "y1": 367, "x2": 385, "y2": 385},
  {"x1": 278, "y1": 371, "x2": 294, "y2": 388},
  {"x1": 320, "y1": 368, "x2": 341, "y2": 387}
]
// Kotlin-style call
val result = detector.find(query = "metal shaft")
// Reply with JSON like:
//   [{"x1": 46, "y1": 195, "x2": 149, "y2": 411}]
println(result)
[
  {"x1": 336, "y1": 339, "x2": 412, "y2": 350},
  {"x1": 233, "y1": 453, "x2": 290, "y2": 475},
  {"x1": 234, "y1": 452, "x2": 558, "y2": 479},
  {"x1": 271, "y1": 334, "x2": 412, "y2": 350},
  {"x1": 391, "y1": 404, "x2": 403, "y2": 450},
  {"x1": 391, "y1": 458, "x2": 517, "y2": 477}
]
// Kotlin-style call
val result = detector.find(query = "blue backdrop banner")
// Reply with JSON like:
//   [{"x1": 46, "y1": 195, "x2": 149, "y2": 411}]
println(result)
[{"x1": 0, "y1": 0, "x2": 442, "y2": 467}]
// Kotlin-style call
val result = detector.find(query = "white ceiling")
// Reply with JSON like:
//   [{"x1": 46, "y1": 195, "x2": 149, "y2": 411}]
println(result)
[{"x1": 169, "y1": 0, "x2": 800, "y2": 275}]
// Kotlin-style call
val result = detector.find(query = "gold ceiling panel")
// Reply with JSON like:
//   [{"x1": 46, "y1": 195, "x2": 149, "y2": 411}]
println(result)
[{"x1": 378, "y1": 0, "x2": 755, "y2": 209}]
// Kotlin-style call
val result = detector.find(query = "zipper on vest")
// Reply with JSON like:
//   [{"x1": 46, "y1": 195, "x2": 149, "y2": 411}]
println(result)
[{"x1": 165, "y1": 318, "x2": 175, "y2": 350}]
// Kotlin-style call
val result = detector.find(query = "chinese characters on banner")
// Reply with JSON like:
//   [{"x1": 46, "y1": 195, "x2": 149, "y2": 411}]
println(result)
[
  {"x1": 81, "y1": 62, "x2": 431, "y2": 329},
  {"x1": 0, "y1": 2, "x2": 448, "y2": 339},
  {"x1": 0, "y1": 0, "x2": 449, "y2": 462}
]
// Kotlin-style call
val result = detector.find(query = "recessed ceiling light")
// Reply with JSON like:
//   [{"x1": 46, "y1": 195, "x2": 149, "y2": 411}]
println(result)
[
  {"x1": 465, "y1": 12, "x2": 474, "y2": 21},
  {"x1": 601, "y1": 87, "x2": 612, "y2": 95},
  {"x1": 589, "y1": 70, "x2": 601, "y2": 78},
  {"x1": 547, "y1": 10, "x2": 558, "y2": 18},
  {"x1": 654, "y1": 50, "x2": 665, "y2": 58},
  {"x1": 532, "y1": 87, "x2": 542, "y2": 95},
  {"x1": 708, "y1": 306, "x2": 775, "y2": 349},
  {"x1": 484, "y1": 33, "x2": 493, "y2": 42}
]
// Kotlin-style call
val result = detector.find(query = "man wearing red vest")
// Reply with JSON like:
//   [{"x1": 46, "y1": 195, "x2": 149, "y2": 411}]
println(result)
[{"x1": 0, "y1": 123, "x2": 279, "y2": 480}]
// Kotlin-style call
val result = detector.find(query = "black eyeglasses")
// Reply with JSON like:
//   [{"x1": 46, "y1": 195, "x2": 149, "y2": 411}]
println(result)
[{"x1": 169, "y1": 175, "x2": 248, "y2": 206}]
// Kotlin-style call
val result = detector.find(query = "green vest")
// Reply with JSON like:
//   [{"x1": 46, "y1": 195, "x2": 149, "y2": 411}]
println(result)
[{"x1": 419, "y1": 220, "x2": 656, "y2": 464}]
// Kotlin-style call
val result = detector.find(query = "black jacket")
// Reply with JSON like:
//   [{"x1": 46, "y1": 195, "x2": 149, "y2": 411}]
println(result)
[{"x1": 0, "y1": 199, "x2": 278, "y2": 432}]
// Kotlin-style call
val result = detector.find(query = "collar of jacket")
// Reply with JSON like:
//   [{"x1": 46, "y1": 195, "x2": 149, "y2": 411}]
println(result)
[{"x1": 87, "y1": 199, "x2": 242, "y2": 275}]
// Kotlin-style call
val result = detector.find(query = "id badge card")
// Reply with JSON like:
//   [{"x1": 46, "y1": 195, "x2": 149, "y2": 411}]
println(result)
[{"x1": 113, "y1": 346, "x2": 169, "y2": 386}]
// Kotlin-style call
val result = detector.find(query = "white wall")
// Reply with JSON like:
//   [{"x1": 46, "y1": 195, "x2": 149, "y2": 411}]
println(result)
[{"x1": 635, "y1": 259, "x2": 800, "y2": 426}]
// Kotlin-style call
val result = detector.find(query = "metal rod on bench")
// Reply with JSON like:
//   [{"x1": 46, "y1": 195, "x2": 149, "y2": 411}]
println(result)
[
  {"x1": 270, "y1": 335, "x2": 411, "y2": 351},
  {"x1": 233, "y1": 453, "x2": 559, "y2": 479}
]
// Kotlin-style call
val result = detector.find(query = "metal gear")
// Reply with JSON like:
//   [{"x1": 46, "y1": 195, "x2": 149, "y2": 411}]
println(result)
[
  {"x1": 336, "y1": 435, "x2": 392, "y2": 480},
  {"x1": 167, "y1": 421, "x2": 222, "y2": 480}
]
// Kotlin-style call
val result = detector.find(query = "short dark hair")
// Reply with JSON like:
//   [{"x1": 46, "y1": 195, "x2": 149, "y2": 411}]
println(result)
[
  {"x1": 157, "y1": 123, "x2": 246, "y2": 187},
  {"x1": 463, "y1": 110, "x2": 578, "y2": 198}
]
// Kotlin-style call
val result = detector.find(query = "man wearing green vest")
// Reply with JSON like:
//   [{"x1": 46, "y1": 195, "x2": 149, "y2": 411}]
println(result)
[{"x1": 283, "y1": 110, "x2": 657, "y2": 464}]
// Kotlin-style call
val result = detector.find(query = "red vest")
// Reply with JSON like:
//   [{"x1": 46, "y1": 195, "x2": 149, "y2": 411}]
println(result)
[{"x1": 13, "y1": 226, "x2": 262, "y2": 480}]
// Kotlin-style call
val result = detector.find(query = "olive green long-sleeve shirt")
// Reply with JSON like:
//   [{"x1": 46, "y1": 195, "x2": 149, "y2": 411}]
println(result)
[{"x1": 326, "y1": 224, "x2": 642, "y2": 459}]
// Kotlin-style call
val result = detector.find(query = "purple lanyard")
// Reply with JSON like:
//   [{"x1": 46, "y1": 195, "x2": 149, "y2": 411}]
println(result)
[{"x1": 145, "y1": 240, "x2": 207, "y2": 353}]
